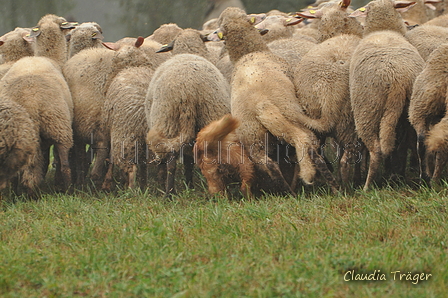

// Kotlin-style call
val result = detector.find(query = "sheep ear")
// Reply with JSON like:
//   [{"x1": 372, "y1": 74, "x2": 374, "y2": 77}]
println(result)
[
  {"x1": 349, "y1": 7, "x2": 368, "y2": 18},
  {"x1": 29, "y1": 27, "x2": 41, "y2": 38},
  {"x1": 65, "y1": 33, "x2": 72, "y2": 42},
  {"x1": 340, "y1": 0, "x2": 351, "y2": 9},
  {"x1": 257, "y1": 28, "x2": 269, "y2": 36},
  {"x1": 135, "y1": 36, "x2": 145, "y2": 48},
  {"x1": 91, "y1": 31, "x2": 104, "y2": 40},
  {"x1": 295, "y1": 9, "x2": 324, "y2": 19},
  {"x1": 247, "y1": 13, "x2": 266, "y2": 26},
  {"x1": 21, "y1": 30, "x2": 34, "y2": 43},
  {"x1": 60, "y1": 21, "x2": 78, "y2": 29},
  {"x1": 102, "y1": 42, "x2": 121, "y2": 51},
  {"x1": 207, "y1": 29, "x2": 224, "y2": 41},
  {"x1": 156, "y1": 41, "x2": 174, "y2": 53},
  {"x1": 284, "y1": 17, "x2": 303, "y2": 26},
  {"x1": 200, "y1": 33, "x2": 211, "y2": 43},
  {"x1": 0, "y1": 41, "x2": 3, "y2": 46},
  {"x1": 394, "y1": 1, "x2": 417, "y2": 13},
  {"x1": 425, "y1": 0, "x2": 442, "y2": 10}
]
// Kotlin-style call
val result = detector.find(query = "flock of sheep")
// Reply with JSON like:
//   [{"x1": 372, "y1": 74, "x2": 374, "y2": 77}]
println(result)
[{"x1": 0, "y1": 0, "x2": 447, "y2": 199}]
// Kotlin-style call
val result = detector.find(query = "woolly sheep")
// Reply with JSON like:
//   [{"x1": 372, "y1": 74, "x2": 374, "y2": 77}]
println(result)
[
  {"x1": 292, "y1": 34, "x2": 362, "y2": 185},
  {"x1": 295, "y1": 0, "x2": 363, "y2": 42},
  {"x1": 145, "y1": 53, "x2": 231, "y2": 196},
  {"x1": 251, "y1": 15, "x2": 317, "y2": 67},
  {"x1": 349, "y1": 0, "x2": 425, "y2": 190},
  {"x1": 400, "y1": 0, "x2": 434, "y2": 25},
  {"x1": 409, "y1": 42, "x2": 448, "y2": 181},
  {"x1": 424, "y1": 117, "x2": 448, "y2": 182},
  {"x1": 63, "y1": 37, "x2": 158, "y2": 188},
  {"x1": 66, "y1": 22, "x2": 104, "y2": 58},
  {"x1": 0, "y1": 14, "x2": 76, "y2": 192},
  {"x1": 423, "y1": 12, "x2": 448, "y2": 26},
  {"x1": 145, "y1": 23, "x2": 183, "y2": 45},
  {"x1": 405, "y1": 24, "x2": 448, "y2": 60},
  {"x1": 102, "y1": 67, "x2": 155, "y2": 190},
  {"x1": 214, "y1": 7, "x2": 339, "y2": 194},
  {"x1": 204, "y1": 0, "x2": 246, "y2": 23},
  {"x1": 0, "y1": 27, "x2": 33, "y2": 79},
  {"x1": 254, "y1": 14, "x2": 304, "y2": 44},
  {"x1": 102, "y1": 36, "x2": 173, "y2": 190},
  {"x1": 0, "y1": 97, "x2": 41, "y2": 196}
]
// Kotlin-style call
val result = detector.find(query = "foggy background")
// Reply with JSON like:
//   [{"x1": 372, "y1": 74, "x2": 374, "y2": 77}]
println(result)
[{"x1": 0, "y1": 0, "x2": 368, "y2": 42}]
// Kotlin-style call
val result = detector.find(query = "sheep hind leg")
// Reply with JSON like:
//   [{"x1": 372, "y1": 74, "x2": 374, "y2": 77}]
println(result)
[
  {"x1": 251, "y1": 149, "x2": 296, "y2": 196},
  {"x1": 101, "y1": 162, "x2": 114, "y2": 192},
  {"x1": 164, "y1": 152, "x2": 178, "y2": 197},
  {"x1": 363, "y1": 140, "x2": 382, "y2": 191},
  {"x1": 54, "y1": 143, "x2": 72, "y2": 192},
  {"x1": 417, "y1": 136, "x2": 431, "y2": 185},
  {"x1": 127, "y1": 164, "x2": 138, "y2": 189},
  {"x1": 90, "y1": 139, "x2": 110, "y2": 189},
  {"x1": 431, "y1": 151, "x2": 447, "y2": 185},
  {"x1": 309, "y1": 148, "x2": 339, "y2": 194},
  {"x1": 255, "y1": 104, "x2": 316, "y2": 187},
  {"x1": 183, "y1": 152, "x2": 195, "y2": 189}
]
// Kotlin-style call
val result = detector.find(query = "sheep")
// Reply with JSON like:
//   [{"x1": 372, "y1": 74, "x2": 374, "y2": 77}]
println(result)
[
  {"x1": 267, "y1": 37, "x2": 317, "y2": 68},
  {"x1": 400, "y1": 0, "x2": 434, "y2": 25},
  {"x1": 66, "y1": 22, "x2": 104, "y2": 58},
  {"x1": 101, "y1": 35, "x2": 174, "y2": 190},
  {"x1": 250, "y1": 15, "x2": 317, "y2": 67},
  {"x1": 253, "y1": 14, "x2": 304, "y2": 44},
  {"x1": 405, "y1": 24, "x2": 448, "y2": 61},
  {"x1": 287, "y1": 0, "x2": 363, "y2": 186},
  {"x1": 145, "y1": 53, "x2": 231, "y2": 196},
  {"x1": 145, "y1": 23, "x2": 183, "y2": 45},
  {"x1": 423, "y1": 12, "x2": 448, "y2": 26},
  {"x1": 29, "y1": 14, "x2": 77, "y2": 67},
  {"x1": 424, "y1": 117, "x2": 448, "y2": 182},
  {"x1": 63, "y1": 37, "x2": 162, "y2": 188},
  {"x1": 102, "y1": 66, "x2": 155, "y2": 190},
  {"x1": 204, "y1": 0, "x2": 246, "y2": 23},
  {"x1": 292, "y1": 35, "x2": 363, "y2": 185},
  {"x1": 194, "y1": 114, "x2": 254, "y2": 197},
  {"x1": 0, "y1": 97, "x2": 41, "y2": 196},
  {"x1": 295, "y1": 0, "x2": 363, "y2": 42},
  {"x1": 213, "y1": 7, "x2": 339, "y2": 194},
  {"x1": 0, "y1": 27, "x2": 34, "y2": 79},
  {"x1": 0, "y1": 14, "x2": 77, "y2": 192},
  {"x1": 349, "y1": 0, "x2": 425, "y2": 190},
  {"x1": 409, "y1": 42, "x2": 448, "y2": 182}
]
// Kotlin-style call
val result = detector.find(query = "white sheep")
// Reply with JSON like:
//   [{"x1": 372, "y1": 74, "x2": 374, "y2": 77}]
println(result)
[
  {"x1": 0, "y1": 27, "x2": 34, "y2": 79},
  {"x1": 145, "y1": 53, "x2": 231, "y2": 196},
  {"x1": 349, "y1": 0, "x2": 425, "y2": 190},
  {"x1": 0, "y1": 14, "x2": 77, "y2": 192},
  {"x1": 213, "y1": 7, "x2": 339, "y2": 194},
  {"x1": 66, "y1": 22, "x2": 104, "y2": 58},
  {"x1": 63, "y1": 37, "x2": 159, "y2": 188}
]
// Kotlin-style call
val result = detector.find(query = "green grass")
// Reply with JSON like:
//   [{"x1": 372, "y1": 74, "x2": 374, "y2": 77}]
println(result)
[{"x1": 0, "y1": 184, "x2": 447, "y2": 297}]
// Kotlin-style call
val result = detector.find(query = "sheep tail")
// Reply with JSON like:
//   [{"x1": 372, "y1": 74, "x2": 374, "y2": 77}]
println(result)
[
  {"x1": 198, "y1": 114, "x2": 240, "y2": 145},
  {"x1": 146, "y1": 129, "x2": 183, "y2": 156},
  {"x1": 379, "y1": 90, "x2": 407, "y2": 157},
  {"x1": 426, "y1": 118, "x2": 448, "y2": 153}
]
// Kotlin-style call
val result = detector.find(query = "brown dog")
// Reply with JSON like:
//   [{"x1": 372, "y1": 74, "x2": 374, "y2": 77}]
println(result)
[{"x1": 194, "y1": 114, "x2": 254, "y2": 197}]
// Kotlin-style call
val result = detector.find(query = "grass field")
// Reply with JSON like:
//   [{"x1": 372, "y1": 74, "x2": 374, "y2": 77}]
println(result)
[{"x1": 1, "y1": 179, "x2": 447, "y2": 297}]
